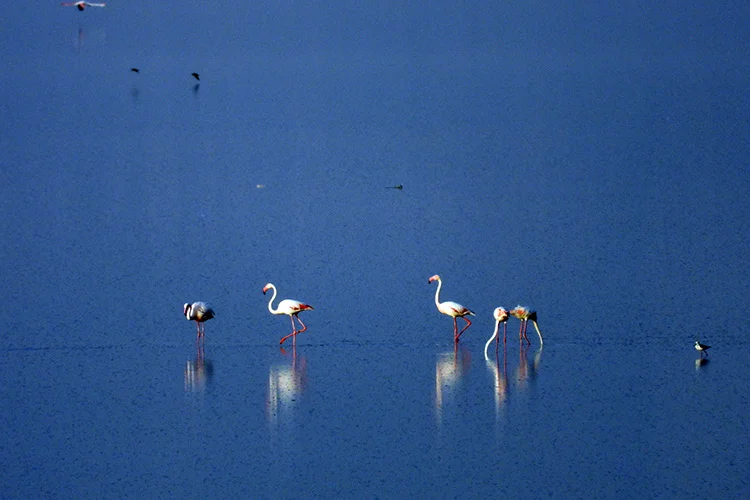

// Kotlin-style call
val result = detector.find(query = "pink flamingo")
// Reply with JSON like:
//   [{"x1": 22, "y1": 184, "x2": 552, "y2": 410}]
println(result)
[
  {"x1": 61, "y1": 2, "x2": 106, "y2": 11},
  {"x1": 510, "y1": 305, "x2": 544, "y2": 345},
  {"x1": 183, "y1": 301, "x2": 214, "y2": 338},
  {"x1": 484, "y1": 307, "x2": 510, "y2": 359},
  {"x1": 263, "y1": 283, "x2": 314, "y2": 345},
  {"x1": 428, "y1": 274, "x2": 475, "y2": 342}
]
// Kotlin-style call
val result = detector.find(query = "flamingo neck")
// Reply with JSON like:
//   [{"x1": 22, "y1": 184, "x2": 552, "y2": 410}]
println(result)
[
  {"x1": 433, "y1": 278, "x2": 442, "y2": 308},
  {"x1": 266, "y1": 285, "x2": 279, "y2": 314},
  {"x1": 484, "y1": 321, "x2": 500, "y2": 360}
]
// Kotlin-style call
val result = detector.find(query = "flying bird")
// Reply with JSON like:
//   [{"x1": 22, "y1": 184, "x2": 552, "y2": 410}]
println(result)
[
  {"x1": 694, "y1": 341, "x2": 711, "y2": 357},
  {"x1": 428, "y1": 274, "x2": 475, "y2": 343},
  {"x1": 191, "y1": 73, "x2": 200, "y2": 81},
  {"x1": 510, "y1": 305, "x2": 544, "y2": 345},
  {"x1": 61, "y1": 2, "x2": 106, "y2": 11},
  {"x1": 263, "y1": 283, "x2": 314, "y2": 345},
  {"x1": 484, "y1": 307, "x2": 510, "y2": 360},
  {"x1": 183, "y1": 302, "x2": 214, "y2": 338}
]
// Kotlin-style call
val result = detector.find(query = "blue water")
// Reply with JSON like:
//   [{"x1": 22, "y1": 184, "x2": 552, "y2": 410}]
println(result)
[{"x1": 2, "y1": 2, "x2": 750, "y2": 498}]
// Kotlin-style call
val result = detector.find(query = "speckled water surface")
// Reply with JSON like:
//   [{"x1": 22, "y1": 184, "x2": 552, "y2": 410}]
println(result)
[{"x1": 2, "y1": 2, "x2": 749, "y2": 498}]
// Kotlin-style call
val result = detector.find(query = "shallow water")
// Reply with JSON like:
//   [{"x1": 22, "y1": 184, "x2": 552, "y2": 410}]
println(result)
[{"x1": 2, "y1": 2, "x2": 749, "y2": 498}]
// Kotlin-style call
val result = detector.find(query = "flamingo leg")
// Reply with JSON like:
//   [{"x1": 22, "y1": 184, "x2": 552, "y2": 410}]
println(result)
[
  {"x1": 291, "y1": 315, "x2": 308, "y2": 346},
  {"x1": 519, "y1": 321, "x2": 524, "y2": 340},
  {"x1": 295, "y1": 315, "x2": 308, "y2": 334},
  {"x1": 522, "y1": 320, "x2": 530, "y2": 344},
  {"x1": 279, "y1": 315, "x2": 299, "y2": 345},
  {"x1": 455, "y1": 316, "x2": 472, "y2": 342},
  {"x1": 452, "y1": 317, "x2": 459, "y2": 342},
  {"x1": 503, "y1": 322, "x2": 507, "y2": 344}
]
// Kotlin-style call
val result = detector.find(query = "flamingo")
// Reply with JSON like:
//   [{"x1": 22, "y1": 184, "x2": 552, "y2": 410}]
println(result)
[
  {"x1": 61, "y1": 2, "x2": 106, "y2": 11},
  {"x1": 484, "y1": 307, "x2": 509, "y2": 360},
  {"x1": 183, "y1": 301, "x2": 214, "y2": 338},
  {"x1": 510, "y1": 305, "x2": 543, "y2": 345},
  {"x1": 263, "y1": 283, "x2": 314, "y2": 345},
  {"x1": 694, "y1": 341, "x2": 711, "y2": 357},
  {"x1": 428, "y1": 274, "x2": 475, "y2": 342}
]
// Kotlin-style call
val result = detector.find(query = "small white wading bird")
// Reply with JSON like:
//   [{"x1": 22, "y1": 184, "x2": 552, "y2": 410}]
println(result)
[
  {"x1": 183, "y1": 302, "x2": 214, "y2": 338},
  {"x1": 694, "y1": 341, "x2": 711, "y2": 357},
  {"x1": 428, "y1": 274, "x2": 475, "y2": 343},
  {"x1": 484, "y1": 307, "x2": 510, "y2": 360},
  {"x1": 61, "y1": 2, "x2": 106, "y2": 11},
  {"x1": 263, "y1": 283, "x2": 314, "y2": 345},
  {"x1": 510, "y1": 305, "x2": 544, "y2": 345}
]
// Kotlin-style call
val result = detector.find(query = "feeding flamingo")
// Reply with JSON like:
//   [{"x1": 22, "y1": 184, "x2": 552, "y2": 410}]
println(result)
[
  {"x1": 510, "y1": 305, "x2": 544, "y2": 345},
  {"x1": 484, "y1": 307, "x2": 509, "y2": 360},
  {"x1": 263, "y1": 283, "x2": 314, "y2": 345},
  {"x1": 183, "y1": 301, "x2": 214, "y2": 338},
  {"x1": 428, "y1": 274, "x2": 475, "y2": 342},
  {"x1": 61, "y1": 2, "x2": 106, "y2": 11}
]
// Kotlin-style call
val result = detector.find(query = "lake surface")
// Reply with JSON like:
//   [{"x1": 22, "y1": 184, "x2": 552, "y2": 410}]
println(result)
[{"x1": 2, "y1": 2, "x2": 749, "y2": 498}]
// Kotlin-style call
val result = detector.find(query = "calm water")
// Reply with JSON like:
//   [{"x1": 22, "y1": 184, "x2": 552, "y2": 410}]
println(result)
[{"x1": 2, "y1": 2, "x2": 749, "y2": 498}]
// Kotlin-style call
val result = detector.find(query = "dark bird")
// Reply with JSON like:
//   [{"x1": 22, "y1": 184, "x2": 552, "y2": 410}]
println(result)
[
  {"x1": 694, "y1": 341, "x2": 711, "y2": 357},
  {"x1": 387, "y1": 185, "x2": 403, "y2": 189},
  {"x1": 130, "y1": 68, "x2": 140, "y2": 73},
  {"x1": 184, "y1": 302, "x2": 215, "y2": 338},
  {"x1": 61, "y1": 2, "x2": 106, "y2": 11},
  {"x1": 191, "y1": 72, "x2": 200, "y2": 81}
]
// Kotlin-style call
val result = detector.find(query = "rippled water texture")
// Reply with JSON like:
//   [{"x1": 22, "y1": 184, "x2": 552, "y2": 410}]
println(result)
[{"x1": 2, "y1": 2, "x2": 749, "y2": 498}]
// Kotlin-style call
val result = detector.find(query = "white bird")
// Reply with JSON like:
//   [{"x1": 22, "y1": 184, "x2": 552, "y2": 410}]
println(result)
[
  {"x1": 694, "y1": 341, "x2": 711, "y2": 357},
  {"x1": 183, "y1": 302, "x2": 214, "y2": 338},
  {"x1": 263, "y1": 283, "x2": 314, "y2": 345},
  {"x1": 484, "y1": 307, "x2": 510, "y2": 360},
  {"x1": 61, "y1": 2, "x2": 106, "y2": 11},
  {"x1": 510, "y1": 305, "x2": 544, "y2": 345},
  {"x1": 428, "y1": 274, "x2": 475, "y2": 343}
]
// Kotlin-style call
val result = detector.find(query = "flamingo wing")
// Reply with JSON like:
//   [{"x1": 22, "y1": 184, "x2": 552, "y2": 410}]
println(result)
[
  {"x1": 439, "y1": 301, "x2": 473, "y2": 317},
  {"x1": 278, "y1": 299, "x2": 313, "y2": 315}
]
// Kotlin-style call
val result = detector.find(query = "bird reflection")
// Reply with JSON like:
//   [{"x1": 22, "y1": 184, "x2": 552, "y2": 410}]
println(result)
[
  {"x1": 267, "y1": 346, "x2": 307, "y2": 426},
  {"x1": 435, "y1": 344, "x2": 471, "y2": 426},
  {"x1": 184, "y1": 339, "x2": 214, "y2": 392},
  {"x1": 695, "y1": 358, "x2": 710, "y2": 370},
  {"x1": 485, "y1": 345, "x2": 508, "y2": 417},
  {"x1": 516, "y1": 341, "x2": 543, "y2": 390}
]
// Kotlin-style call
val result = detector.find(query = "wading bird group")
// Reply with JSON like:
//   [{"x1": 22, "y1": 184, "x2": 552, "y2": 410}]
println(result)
[{"x1": 184, "y1": 275, "x2": 546, "y2": 355}]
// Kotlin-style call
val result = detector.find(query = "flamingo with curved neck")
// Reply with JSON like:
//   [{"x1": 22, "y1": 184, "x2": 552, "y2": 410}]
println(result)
[
  {"x1": 484, "y1": 307, "x2": 509, "y2": 359},
  {"x1": 263, "y1": 283, "x2": 314, "y2": 345},
  {"x1": 428, "y1": 274, "x2": 475, "y2": 342},
  {"x1": 510, "y1": 305, "x2": 544, "y2": 345}
]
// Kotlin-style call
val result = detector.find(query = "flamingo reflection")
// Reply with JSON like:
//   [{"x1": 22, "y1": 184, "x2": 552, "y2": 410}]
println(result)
[
  {"x1": 184, "y1": 340, "x2": 213, "y2": 392},
  {"x1": 516, "y1": 341, "x2": 543, "y2": 390},
  {"x1": 267, "y1": 346, "x2": 307, "y2": 425},
  {"x1": 435, "y1": 345, "x2": 471, "y2": 426},
  {"x1": 485, "y1": 344, "x2": 508, "y2": 417}
]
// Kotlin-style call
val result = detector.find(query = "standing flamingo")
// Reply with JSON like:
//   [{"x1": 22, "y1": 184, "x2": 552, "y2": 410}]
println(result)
[
  {"x1": 484, "y1": 307, "x2": 510, "y2": 359},
  {"x1": 263, "y1": 283, "x2": 314, "y2": 345},
  {"x1": 61, "y1": 2, "x2": 106, "y2": 11},
  {"x1": 510, "y1": 305, "x2": 544, "y2": 345},
  {"x1": 428, "y1": 274, "x2": 475, "y2": 342},
  {"x1": 183, "y1": 301, "x2": 214, "y2": 338}
]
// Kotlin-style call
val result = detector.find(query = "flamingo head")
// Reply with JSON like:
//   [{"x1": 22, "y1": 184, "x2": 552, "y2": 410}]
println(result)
[
  {"x1": 262, "y1": 283, "x2": 273, "y2": 295},
  {"x1": 183, "y1": 303, "x2": 190, "y2": 317},
  {"x1": 428, "y1": 274, "x2": 440, "y2": 284},
  {"x1": 493, "y1": 307, "x2": 509, "y2": 322}
]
